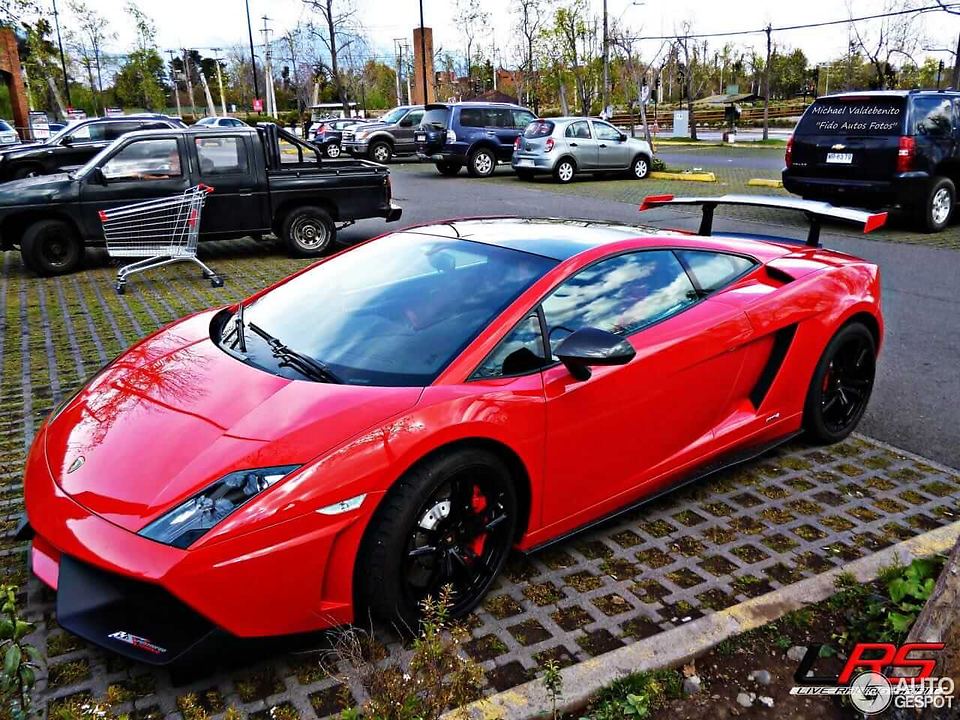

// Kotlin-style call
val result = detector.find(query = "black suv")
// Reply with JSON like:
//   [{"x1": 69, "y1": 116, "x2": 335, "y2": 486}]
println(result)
[
  {"x1": 0, "y1": 114, "x2": 185, "y2": 181},
  {"x1": 783, "y1": 90, "x2": 960, "y2": 232}
]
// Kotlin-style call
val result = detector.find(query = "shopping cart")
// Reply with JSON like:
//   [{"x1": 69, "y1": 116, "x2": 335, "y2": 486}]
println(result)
[{"x1": 98, "y1": 184, "x2": 224, "y2": 294}]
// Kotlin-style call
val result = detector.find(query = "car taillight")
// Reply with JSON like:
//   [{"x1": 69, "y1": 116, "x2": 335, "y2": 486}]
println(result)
[
  {"x1": 785, "y1": 136, "x2": 793, "y2": 168},
  {"x1": 545, "y1": 138, "x2": 555, "y2": 153},
  {"x1": 514, "y1": 136, "x2": 521, "y2": 151},
  {"x1": 897, "y1": 136, "x2": 915, "y2": 173},
  {"x1": 446, "y1": 129, "x2": 457, "y2": 143},
  {"x1": 317, "y1": 123, "x2": 326, "y2": 133}
]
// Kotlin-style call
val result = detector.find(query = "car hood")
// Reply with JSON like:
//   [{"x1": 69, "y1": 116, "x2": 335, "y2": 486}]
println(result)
[
  {"x1": 43, "y1": 310, "x2": 422, "y2": 532},
  {"x1": 351, "y1": 121, "x2": 389, "y2": 133},
  {"x1": 0, "y1": 172, "x2": 75, "y2": 203}
]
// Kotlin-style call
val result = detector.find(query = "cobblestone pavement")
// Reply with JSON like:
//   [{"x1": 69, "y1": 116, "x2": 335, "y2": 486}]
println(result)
[
  {"x1": 390, "y1": 156, "x2": 960, "y2": 251},
  {"x1": 0, "y1": 244, "x2": 958, "y2": 720}
]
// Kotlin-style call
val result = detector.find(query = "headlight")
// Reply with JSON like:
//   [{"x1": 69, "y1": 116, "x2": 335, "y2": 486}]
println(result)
[
  {"x1": 139, "y1": 465, "x2": 300, "y2": 549},
  {"x1": 356, "y1": 130, "x2": 370, "y2": 140}
]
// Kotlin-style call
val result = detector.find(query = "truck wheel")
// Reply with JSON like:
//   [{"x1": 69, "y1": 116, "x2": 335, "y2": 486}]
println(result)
[
  {"x1": 325, "y1": 143, "x2": 342, "y2": 159},
  {"x1": 435, "y1": 162, "x2": 461, "y2": 176},
  {"x1": 21, "y1": 219, "x2": 83, "y2": 276},
  {"x1": 369, "y1": 141, "x2": 392, "y2": 164},
  {"x1": 467, "y1": 148, "x2": 496, "y2": 178},
  {"x1": 919, "y1": 177, "x2": 954, "y2": 233},
  {"x1": 281, "y1": 206, "x2": 336, "y2": 257}
]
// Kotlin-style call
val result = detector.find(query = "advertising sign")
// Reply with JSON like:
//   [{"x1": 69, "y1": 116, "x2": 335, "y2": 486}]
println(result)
[
  {"x1": 253, "y1": 98, "x2": 264, "y2": 112},
  {"x1": 28, "y1": 111, "x2": 50, "y2": 141}
]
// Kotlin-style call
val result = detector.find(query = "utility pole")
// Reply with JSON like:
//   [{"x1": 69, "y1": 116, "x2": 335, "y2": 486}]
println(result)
[
  {"x1": 261, "y1": 15, "x2": 277, "y2": 116},
  {"x1": 245, "y1": 0, "x2": 261, "y2": 111},
  {"x1": 182, "y1": 49, "x2": 197, "y2": 116},
  {"x1": 166, "y1": 50, "x2": 182, "y2": 118},
  {"x1": 953, "y1": 31, "x2": 960, "y2": 89},
  {"x1": 211, "y1": 48, "x2": 228, "y2": 115},
  {"x1": 394, "y1": 38, "x2": 404, "y2": 104},
  {"x1": 602, "y1": 0, "x2": 609, "y2": 116},
  {"x1": 51, "y1": 0, "x2": 71, "y2": 111},
  {"x1": 762, "y1": 24, "x2": 771, "y2": 141},
  {"x1": 418, "y1": 0, "x2": 428, "y2": 105}
]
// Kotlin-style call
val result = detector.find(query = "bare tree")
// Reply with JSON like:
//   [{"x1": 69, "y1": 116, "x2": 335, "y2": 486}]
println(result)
[
  {"x1": 848, "y1": 0, "x2": 926, "y2": 89},
  {"x1": 512, "y1": 0, "x2": 545, "y2": 110},
  {"x1": 302, "y1": 0, "x2": 362, "y2": 115},
  {"x1": 551, "y1": 0, "x2": 598, "y2": 116},
  {"x1": 456, "y1": 0, "x2": 489, "y2": 82},
  {"x1": 932, "y1": 1, "x2": 959, "y2": 87},
  {"x1": 66, "y1": 0, "x2": 115, "y2": 113}
]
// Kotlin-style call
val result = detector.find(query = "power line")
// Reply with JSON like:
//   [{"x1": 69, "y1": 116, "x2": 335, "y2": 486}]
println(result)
[{"x1": 624, "y1": 3, "x2": 960, "y2": 42}]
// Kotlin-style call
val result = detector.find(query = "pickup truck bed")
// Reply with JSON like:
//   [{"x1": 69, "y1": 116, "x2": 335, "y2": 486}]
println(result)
[{"x1": 0, "y1": 122, "x2": 402, "y2": 276}]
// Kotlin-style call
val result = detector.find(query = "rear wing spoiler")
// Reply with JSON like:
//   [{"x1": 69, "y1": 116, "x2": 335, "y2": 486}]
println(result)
[{"x1": 638, "y1": 194, "x2": 887, "y2": 247}]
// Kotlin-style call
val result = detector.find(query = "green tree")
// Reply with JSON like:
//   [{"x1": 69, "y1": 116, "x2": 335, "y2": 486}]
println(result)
[
  {"x1": 113, "y1": 2, "x2": 166, "y2": 110},
  {"x1": 769, "y1": 48, "x2": 808, "y2": 99}
]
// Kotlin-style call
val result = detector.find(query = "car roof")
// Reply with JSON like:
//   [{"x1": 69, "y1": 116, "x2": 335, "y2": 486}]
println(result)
[{"x1": 398, "y1": 217, "x2": 782, "y2": 261}]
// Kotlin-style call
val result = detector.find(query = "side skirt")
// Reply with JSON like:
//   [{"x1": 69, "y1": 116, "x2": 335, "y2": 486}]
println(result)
[{"x1": 523, "y1": 430, "x2": 802, "y2": 555}]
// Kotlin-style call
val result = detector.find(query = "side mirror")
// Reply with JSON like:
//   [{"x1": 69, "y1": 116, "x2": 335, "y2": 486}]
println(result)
[
  {"x1": 554, "y1": 327, "x2": 636, "y2": 381},
  {"x1": 89, "y1": 167, "x2": 107, "y2": 185},
  {"x1": 619, "y1": 133, "x2": 628, "y2": 142}
]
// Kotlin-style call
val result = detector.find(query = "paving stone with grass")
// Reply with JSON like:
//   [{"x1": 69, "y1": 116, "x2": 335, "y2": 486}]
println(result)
[{"x1": 0, "y1": 242, "x2": 957, "y2": 718}]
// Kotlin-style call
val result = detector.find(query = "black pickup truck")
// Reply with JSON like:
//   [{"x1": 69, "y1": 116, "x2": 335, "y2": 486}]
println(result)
[{"x1": 0, "y1": 123, "x2": 402, "y2": 275}]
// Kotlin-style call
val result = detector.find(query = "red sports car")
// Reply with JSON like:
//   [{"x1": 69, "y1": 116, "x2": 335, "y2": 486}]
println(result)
[{"x1": 23, "y1": 195, "x2": 884, "y2": 664}]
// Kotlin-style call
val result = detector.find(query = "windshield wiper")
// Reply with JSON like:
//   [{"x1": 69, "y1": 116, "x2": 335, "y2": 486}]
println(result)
[
  {"x1": 234, "y1": 303, "x2": 247, "y2": 353},
  {"x1": 247, "y1": 322, "x2": 342, "y2": 384}
]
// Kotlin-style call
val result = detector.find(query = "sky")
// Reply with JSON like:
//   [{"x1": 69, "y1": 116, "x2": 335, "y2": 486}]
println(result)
[{"x1": 70, "y1": 0, "x2": 959, "y2": 72}]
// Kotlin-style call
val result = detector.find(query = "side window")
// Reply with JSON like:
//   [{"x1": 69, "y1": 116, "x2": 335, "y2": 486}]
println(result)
[
  {"x1": 913, "y1": 97, "x2": 953, "y2": 138},
  {"x1": 195, "y1": 136, "x2": 248, "y2": 175},
  {"x1": 473, "y1": 314, "x2": 547, "y2": 379},
  {"x1": 399, "y1": 109, "x2": 423, "y2": 127},
  {"x1": 565, "y1": 121, "x2": 591, "y2": 139},
  {"x1": 541, "y1": 251, "x2": 697, "y2": 353},
  {"x1": 460, "y1": 108, "x2": 483, "y2": 127},
  {"x1": 675, "y1": 250, "x2": 756, "y2": 293},
  {"x1": 101, "y1": 138, "x2": 181, "y2": 181},
  {"x1": 67, "y1": 124, "x2": 105, "y2": 142},
  {"x1": 103, "y1": 121, "x2": 143, "y2": 141},
  {"x1": 493, "y1": 109, "x2": 514, "y2": 128},
  {"x1": 513, "y1": 110, "x2": 536, "y2": 129},
  {"x1": 592, "y1": 122, "x2": 621, "y2": 141}
]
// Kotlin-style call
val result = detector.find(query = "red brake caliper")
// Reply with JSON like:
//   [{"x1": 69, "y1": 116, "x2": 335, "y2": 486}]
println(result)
[{"x1": 469, "y1": 485, "x2": 488, "y2": 558}]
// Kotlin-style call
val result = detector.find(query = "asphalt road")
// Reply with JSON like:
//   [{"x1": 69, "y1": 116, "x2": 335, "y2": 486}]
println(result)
[{"x1": 337, "y1": 165, "x2": 960, "y2": 470}]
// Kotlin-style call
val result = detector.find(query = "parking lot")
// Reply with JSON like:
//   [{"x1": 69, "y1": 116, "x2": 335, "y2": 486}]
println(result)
[{"x1": 1, "y1": 155, "x2": 957, "y2": 717}]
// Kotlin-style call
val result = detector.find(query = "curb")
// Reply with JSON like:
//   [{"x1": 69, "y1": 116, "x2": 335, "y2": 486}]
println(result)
[
  {"x1": 747, "y1": 178, "x2": 784, "y2": 188},
  {"x1": 654, "y1": 141, "x2": 787, "y2": 149},
  {"x1": 449, "y1": 519, "x2": 960, "y2": 720},
  {"x1": 649, "y1": 171, "x2": 716, "y2": 183}
]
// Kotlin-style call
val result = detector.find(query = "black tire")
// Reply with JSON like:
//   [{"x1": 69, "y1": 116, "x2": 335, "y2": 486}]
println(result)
[
  {"x1": 803, "y1": 322, "x2": 877, "y2": 444},
  {"x1": 918, "y1": 176, "x2": 954, "y2": 233},
  {"x1": 435, "y1": 161, "x2": 461, "y2": 177},
  {"x1": 357, "y1": 448, "x2": 518, "y2": 629},
  {"x1": 11, "y1": 165, "x2": 42, "y2": 180},
  {"x1": 325, "y1": 143, "x2": 342, "y2": 159},
  {"x1": 553, "y1": 158, "x2": 576, "y2": 184},
  {"x1": 21, "y1": 219, "x2": 83, "y2": 276},
  {"x1": 515, "y1": 169, "x2": 535, "y2": 181},
  {"x1": 467, "y1": 147, "x2": 496, "y2": 178},
  {"x1": 631, "y1": 154, "x2": 651, "y2": 179},
  {"x1": 368, "y1": 140, "x2": 392, "y2": 164},
  {"x1": 280, "y1": 206, "x2": 336, "y2": 257}
]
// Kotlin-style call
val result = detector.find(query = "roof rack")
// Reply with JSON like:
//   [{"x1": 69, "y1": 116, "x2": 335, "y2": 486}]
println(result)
[{"x1": 638, "y1": 194, "x2": 887, "y2": 247}]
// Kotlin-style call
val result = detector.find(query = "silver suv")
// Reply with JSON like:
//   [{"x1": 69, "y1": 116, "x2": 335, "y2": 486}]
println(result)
[{"x1": 512, "y1": 117, "x2": 653, "y2": 183}]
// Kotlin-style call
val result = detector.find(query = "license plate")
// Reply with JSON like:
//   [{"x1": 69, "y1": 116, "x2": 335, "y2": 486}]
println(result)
[
  {"x1": 826, "y1": 152, "x2": 853, "y2": 164},
  {"x1": 516, "y1": 159, "x2": 534, "y2": 167},
  {"x1": 415, "y1": 133, "x2": 426, "y2": 142}
]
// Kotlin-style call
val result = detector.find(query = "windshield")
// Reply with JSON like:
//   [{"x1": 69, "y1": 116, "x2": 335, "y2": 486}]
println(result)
[
  {"x1": 233, "y1": 233, "x2": 556, "y2": 386},
  {"x1": 795, "y1": 97, "x2": 905, "y2": 136},
  {"x1": 379, "y1": 107, "x2": 409, "y2": 124}
]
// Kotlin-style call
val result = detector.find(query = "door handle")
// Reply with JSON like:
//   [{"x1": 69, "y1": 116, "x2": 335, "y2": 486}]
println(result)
[
  {"x1": 599, "y1": 144, "x2": 608, "y2": 148},
  {"x1": 569, "y1": 142, "x2": 578, "y2": 147},
  {"x1": 238, "y1": 187, "x2": 254, "y2": 192}
]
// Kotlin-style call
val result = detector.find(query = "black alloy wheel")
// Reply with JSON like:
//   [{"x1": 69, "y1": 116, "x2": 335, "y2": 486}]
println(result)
[{"x1": 804, "y1": 322, "x2": 876, "y2": 443}]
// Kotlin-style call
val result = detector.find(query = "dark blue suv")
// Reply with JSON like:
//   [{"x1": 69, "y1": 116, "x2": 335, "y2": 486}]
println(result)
[{"x1": 415, "y1": 102, "x2": 537, "y2": 177}]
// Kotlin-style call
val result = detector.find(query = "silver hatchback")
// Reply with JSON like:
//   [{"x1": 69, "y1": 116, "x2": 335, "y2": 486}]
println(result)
[{"x1": 512, "y1": 117, "x2": 653, "y2": 183}]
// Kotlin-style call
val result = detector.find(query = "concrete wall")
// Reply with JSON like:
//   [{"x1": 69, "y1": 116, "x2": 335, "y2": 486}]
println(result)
[{"x1": 411, "y1": 27, "x2": 436, "y2": 105}]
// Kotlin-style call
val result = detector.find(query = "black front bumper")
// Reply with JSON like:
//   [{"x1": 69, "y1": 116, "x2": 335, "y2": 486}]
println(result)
[{"x1": 56, "y1": 555, "x2": 218, "y2": 666}]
